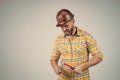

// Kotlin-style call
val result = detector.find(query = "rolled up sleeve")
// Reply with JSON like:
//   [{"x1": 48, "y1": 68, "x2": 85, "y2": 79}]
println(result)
[
  {"x1": 86, "y1": 33, "x2": 103, "y2": 60},
  {"x1": 50, "y1": 39, "x2": 61, "y2": 61}
]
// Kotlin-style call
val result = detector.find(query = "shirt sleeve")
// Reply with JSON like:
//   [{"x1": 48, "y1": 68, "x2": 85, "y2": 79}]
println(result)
[
  {"x1": 85, "y1": 33, "x2": 103, "y2": 59},
  {"x1": 50, "y1": 38, "x2": 61, "y2": 61}
]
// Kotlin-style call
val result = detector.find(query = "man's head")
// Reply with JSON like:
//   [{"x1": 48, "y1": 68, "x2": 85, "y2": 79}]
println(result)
[{"x1": 56, "y1": 9, "x2": 75, "y2": 36}]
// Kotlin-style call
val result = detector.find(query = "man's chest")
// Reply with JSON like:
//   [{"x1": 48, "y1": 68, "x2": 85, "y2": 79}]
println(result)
[{"x1": 57, "y1": 37, "x2": 88, "y2": 54}]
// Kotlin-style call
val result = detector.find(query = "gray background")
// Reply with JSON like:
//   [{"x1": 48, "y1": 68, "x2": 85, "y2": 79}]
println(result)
[{"x1": 0, "y1": 0, "x2": 120, "y2": 80}]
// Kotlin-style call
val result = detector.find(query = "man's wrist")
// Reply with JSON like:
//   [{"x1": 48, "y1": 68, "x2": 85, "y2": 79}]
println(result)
[{"x1": 81, "y1": 63, "x2": 88, "y2": 70}]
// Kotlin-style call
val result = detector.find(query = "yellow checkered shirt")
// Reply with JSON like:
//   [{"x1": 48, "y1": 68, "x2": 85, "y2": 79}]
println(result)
[{"x1": 51, "y1": 27, "x2": 103, "y2": 80}]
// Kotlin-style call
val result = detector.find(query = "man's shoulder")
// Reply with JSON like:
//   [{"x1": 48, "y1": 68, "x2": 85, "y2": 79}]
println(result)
[
  {"x1": 77, "y1": 27, "x2": 90, "y2": 37},
  {"x1": 55, "y1": 33, "x2": 64, "y2": 40},
  {"x1": 77, "y1": 27, "x2": 95, "y2": 40}
]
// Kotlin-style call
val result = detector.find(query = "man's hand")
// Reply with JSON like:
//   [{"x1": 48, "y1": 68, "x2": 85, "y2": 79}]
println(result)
[
  {"x1": 73, "y1": 64, "x2": 85, "y2": 74},
  {"x1": 50, "y1": 60, "x2": 62, "y2": 75},
  {"x1": 54, "y1": 66, "x2": 62, "y2": 75},
  {"x1": 73, "y1": 56, "x2": 102, "y2": 74}
]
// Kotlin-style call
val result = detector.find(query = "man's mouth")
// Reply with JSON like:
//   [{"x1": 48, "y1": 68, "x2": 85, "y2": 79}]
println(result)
[{"x1": 64, "y1": 30, "x2": 69, "y2": 33}]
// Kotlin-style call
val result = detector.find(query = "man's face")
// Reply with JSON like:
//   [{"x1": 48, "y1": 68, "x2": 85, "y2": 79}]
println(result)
[{"x1": 59, "y1": 19, "x2": 74, "y2": 36}]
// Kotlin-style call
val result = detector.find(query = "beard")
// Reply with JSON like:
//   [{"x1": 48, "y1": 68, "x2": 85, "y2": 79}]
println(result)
[
  {"x1": 64, "y1": 30, "x2": 70, "y2": 36},
  {"x1": 64, "y1": 27, "x2": 73, "y2": 36}
]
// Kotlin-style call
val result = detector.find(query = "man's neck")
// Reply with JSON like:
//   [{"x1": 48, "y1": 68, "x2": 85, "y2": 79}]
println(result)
[{"x1": 67, "y1": 26, "x2": 77, "y2": 40}]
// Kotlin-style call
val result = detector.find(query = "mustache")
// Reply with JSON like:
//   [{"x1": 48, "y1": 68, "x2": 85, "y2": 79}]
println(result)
[{"x1": 64, "y1": 29, "x2": 69, "y2": 32}]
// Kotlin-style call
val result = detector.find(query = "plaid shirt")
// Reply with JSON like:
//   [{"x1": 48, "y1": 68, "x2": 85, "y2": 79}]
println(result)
[{"x1": 51, "y1": 27, "x2": 103, "y2": 80}]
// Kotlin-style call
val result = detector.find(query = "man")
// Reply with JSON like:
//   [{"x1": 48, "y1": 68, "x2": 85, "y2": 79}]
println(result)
[{"x1": 50, "y1": 9, "x2": 103, "y2": 80}]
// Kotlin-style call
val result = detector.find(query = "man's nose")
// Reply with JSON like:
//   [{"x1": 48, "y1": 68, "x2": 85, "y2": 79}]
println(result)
[{"x1": 62, "y1": 27, "x2": 67, "y2": 31}]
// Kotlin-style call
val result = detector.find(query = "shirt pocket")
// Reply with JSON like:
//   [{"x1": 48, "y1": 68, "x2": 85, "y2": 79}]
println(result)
[
  {"x1": 73, "y1": 41, "x2": 87, "y2": 55},
  {"x1": 59, "y1": 46, "x2": 70, "y2": 54}
]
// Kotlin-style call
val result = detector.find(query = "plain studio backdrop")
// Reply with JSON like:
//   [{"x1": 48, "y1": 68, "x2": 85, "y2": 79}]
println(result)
[{"x1": 0, "y1": 0, "x2": 120, "y2": 80}]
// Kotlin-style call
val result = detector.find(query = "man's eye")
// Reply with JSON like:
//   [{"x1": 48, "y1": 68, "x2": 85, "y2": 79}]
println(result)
[{"x1": 65, "y1": 25, "x2": 68, "y2": 28}]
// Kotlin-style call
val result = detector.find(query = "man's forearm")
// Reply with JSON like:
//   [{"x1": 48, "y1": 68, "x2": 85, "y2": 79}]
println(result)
[
  {"x1": 50, "y1": 59, "x2": 58, "y2": 69},
  {"x1": 50, "y1": 59, "x2": 62, "y2": 75},
  {"x1": 82, "y1": 56, "x2": 102, "y2": 69}
]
